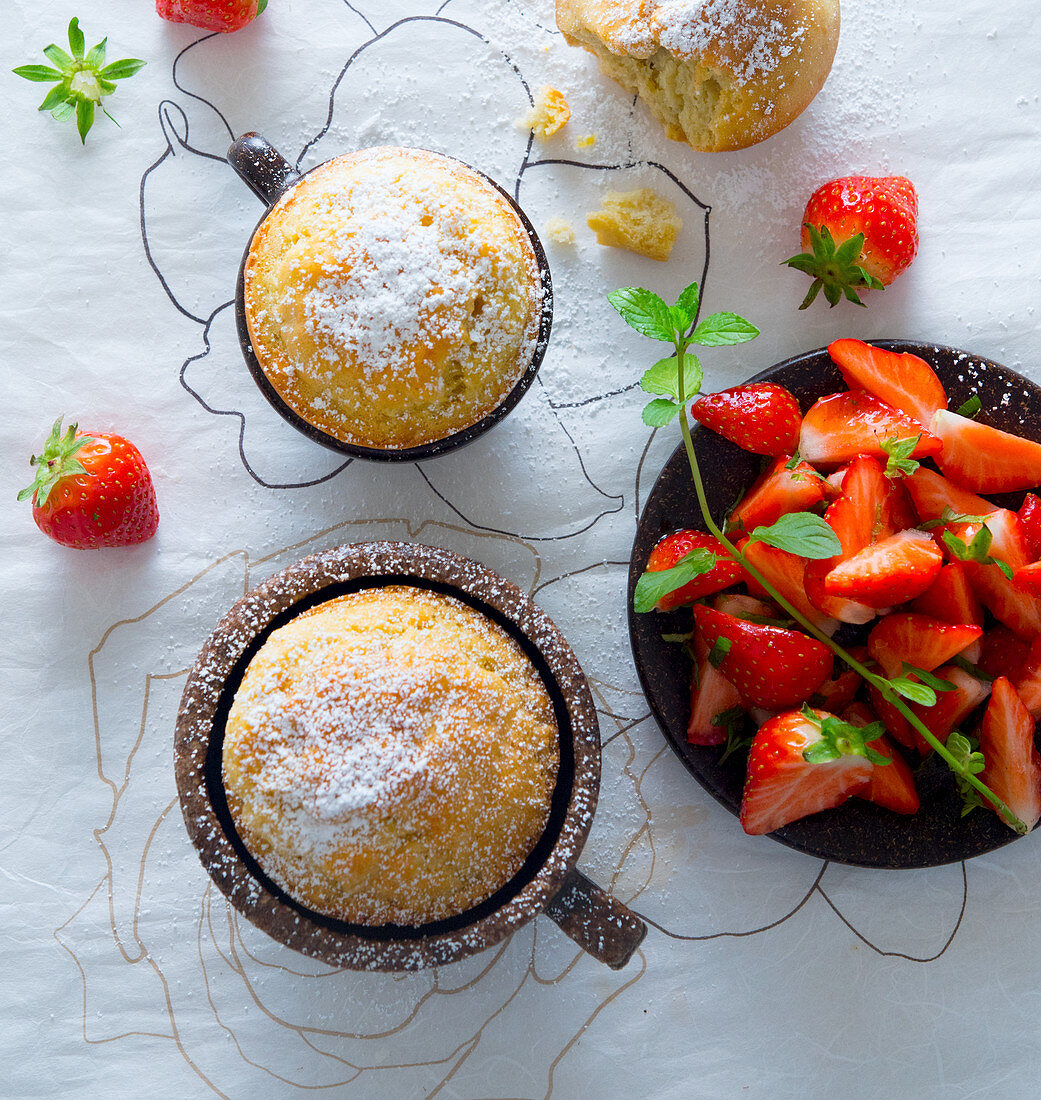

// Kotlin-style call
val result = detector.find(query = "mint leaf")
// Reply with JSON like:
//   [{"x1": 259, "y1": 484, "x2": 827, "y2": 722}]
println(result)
[
  {"x1": 674, "y1": 282, "x2": 700, "y2": 330},
  {"x1": 748, "y1": 512, "x2": 841, "y2": 559},
  {"x1": 717, "y1": 708, "x2": 753, "y2": 765},
  {"x1": 706, "y1": 636, "x2": 732, "y2": 669},
  {"x1": 900, "y1": 663, "x2": 956, "y2": 694},
  {"x1": 942, "y1": 526, "x2": 1014, "y2": 579},
  {"x1": 640, "y1": 353, "x2": 702, "y2": 400},
  {"x1": 955, "y1": 395, "x2": 982, "y2": 419},
  {"x1": 633, "y1": 548, "x2": 717, "y2": 613},
  {"x1": 688, "y1": 311, "x2": 760, "y2": 347},
  {"x1": 948, "y1": 731, "x2": 986, "y2": 817},
  {"x1": 890, "y1": 677, "x2": 937, "y2": 707},
  {"x1": 607, "y1": 287, "x2": 676, "y2": 342},
  {"x1": 642, "y1": 399, "x2": 680, "y2": 427},
  {"x1": 920, "y1": 506, "x2": 991, "y2": 530}
]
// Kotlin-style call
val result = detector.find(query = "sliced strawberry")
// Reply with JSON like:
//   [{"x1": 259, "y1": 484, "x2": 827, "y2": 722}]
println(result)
[
  {"x1": 725, "y1": 455, "x2": 826, "y2": 537},
  {"x1": 910, "y1": 664, "x2": 990, "y2": 749},
  {"x1": 867, "y1": 612, "x2": 983, "y2": 679},
  {"x1": 712, "y1": 592, "x2": 778, "y2": 620},
  {"x1": 645, "y1": 529, "x2": 745, "y2": 610},
  {"x1": 841, "y1": 702, "x2": 920, "y2": 813},
  {"x1": 909, "y1": 561, "x2": 984, "y2": 663},
  {"x1": 690, "y1": 383, "x2": 802, "y2": 456},
  {"x1": 810, "y1": 645, "x2": 867, "y2": 712},
  {"x1": 978, "y1": 677, "x2": 1041, "y2": 830},
  {"x1": 1018, "y1": 493, "x2": 1041, "y2": 561},
  {"x1": 1013, "y1": 636, "x2": 1041, "y2": 719},
  {"x1": 823, "y1": 529, "x2": 944, "y2": 608},
  {"x1": 799, "y1": 391, "x2": 942, "y2": 468},
  {"x1": 687, "y1": 630, "x2": 744, "y2": 745},
  {"x1": 1015, "y1": 562, "x2": 1041, "y2": 597},
  {"x1": 739, "y1": 538, "x2": 839, "y2": 635},
  {"x1": 953, "y1": 513, "x2": 1041, "y2": 637},
  {"x1": 977, "y1": 626, "x2": 1032, "y2": 682},
  {"x1": 803, "y1": 496, "x2": 877, "y2": 625},
  {"x1": 740, "y1": 708, "x2": 876, "y2": 834},
  {"x1": 866, "y1": 682, "x2": 917, "y2": 751},
  {"x1": 932, "y1": 409, "x2": 1041, "y2": 493},
  {"x1": 828, "y1": 339, "x2": 947, "y2": 429},
  {"x1": 692, "y1": 605, "x2": 833, "y2": 710},
  {"x1": 903, "y1": 467, "x2": 997, "y2": 526}
]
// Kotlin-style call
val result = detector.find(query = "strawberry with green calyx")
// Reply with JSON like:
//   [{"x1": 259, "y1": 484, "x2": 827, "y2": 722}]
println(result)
[
  {"x1": 156, "y1": 0, "x2": 268, "y2": 33},
  {"x1": 13, "y1": 19, "x2": 145, "y2": 144},
  {"x1": 740, "y1": 707, "x2": 889, "y2": 835},
  {"x1": 19, "y1": 417, "x2": 158, "y2": 549},
  {"x1": 613, "y1": 281, "x2": 1031, "y2": 834},
  {"x1": 784, "y1": 176, "x2": 919, "y2": 309}
]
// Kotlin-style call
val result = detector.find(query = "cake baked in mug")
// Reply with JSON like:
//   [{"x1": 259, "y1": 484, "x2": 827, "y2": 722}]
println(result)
[
  {"x1": 242, "y1": 147, "x2": 545, "y2": 451},
  {"x1": 221, "y1": 585, "x2": 560, "y2": 925}
]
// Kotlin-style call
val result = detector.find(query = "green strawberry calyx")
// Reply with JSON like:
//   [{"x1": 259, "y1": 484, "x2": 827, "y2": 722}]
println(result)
[
  {"x1": 17, "y1": 417, "x2": 96, "y2": 509},
  {"x1": 783, "y1": 224, "x2": 885, "y2": 310},
  {"x1": 12, "y1": 18, "x2": 146, "y2": 144}
]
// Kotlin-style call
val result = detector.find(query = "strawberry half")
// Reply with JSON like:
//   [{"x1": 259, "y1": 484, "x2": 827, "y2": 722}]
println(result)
[
  {"x1": 156, "y1": 0, "x2": 266, "y2": 32},
  {"x1": 952, "y1": 513, "x2": 1041, "y2": 637},
  {"x1": 903, "y1": 467, "x2": 996, "y2": 527},
  {"x1": 740, "y1": 539, "x2": 839, "y2": 635},
  {"x1": 799, "y1": 391, "x2": 941, "y2": 468},
  {"x1": 932, "y1": 409, "x2": 1041, "y2": 493},
  {"x1": 690, "y1": 383, "x2": 802, "y2": 456},
  {"x1": 19, "y1": 417, "x2": 159, "y2": 549},
  {"x1": 841, "y1": 702, "x2": 920, "y2": 813},
  {"x1": 740, "y1": 708, "x2": 878, "y2": 834},
  {"x1": 978, "y1": 677, "x2": 1041, "y2": 831},
  {"x1": 828, "y1": 339, "x2": 947, "y2": 429},
  {"x1": 784, "y1": 175, "x2": 919, "y2": 308},
  {"x1": 726, "y1": 455, "x2": 826, "y2": 537},
  {"x1": 687, "y1": 629, "x2": 744, "y2": 745},
  {"x1": 644, "y1": 529, "x2": 745, "y2": 610},
  {"x1": 824, "y1": 529, "x2": 944, "y2": 609},
  {"x1": 867, "y1": 613, "x2": 983, "y2": 680},
  {"x1": 692, "y1": 605, "x2": 833, "y2": 709}
]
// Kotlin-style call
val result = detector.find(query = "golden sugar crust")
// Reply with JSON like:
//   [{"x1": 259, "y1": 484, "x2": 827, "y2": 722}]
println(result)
[
  {"x1": 556, "y1": 0, "x2": 840, "y2": 151},
  {"x1": 244, "y1": 147, "x2": 542, "y2": 449},
  {"x1": 222, "y1": 586, "x2": 560, "y2": 925}
]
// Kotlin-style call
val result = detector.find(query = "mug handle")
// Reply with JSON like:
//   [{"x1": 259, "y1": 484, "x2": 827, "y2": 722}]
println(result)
[
  {"x1": 227, "y1": 132, "x2": 302, "y2": 206},
  {"x1": 545, "y1": 867, "x2": 647, "y2": 969}
]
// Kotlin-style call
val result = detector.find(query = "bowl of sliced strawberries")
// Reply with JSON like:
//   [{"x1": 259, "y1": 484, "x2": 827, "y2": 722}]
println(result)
[{"x1": 629, "y1": 339, "x2": 1041, "y2": 868}]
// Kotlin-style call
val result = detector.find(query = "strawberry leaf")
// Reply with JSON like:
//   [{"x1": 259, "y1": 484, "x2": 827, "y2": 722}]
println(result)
[
  {"x1": 633, "y1": 548, "x2": 717, "y2": 613},
  {"x1": 42, "y1": 44, "x2": 74, "y2": 71},
  {"x1": 802, "y1": 711, "x2": 891, "y2": 765},
  {"x1": 785, "y1": 225, "x2": 884, "y2": 310},
  {"x1": 688, "y1": 312, "x2": 760, "y2": 347},
  {"x1": 607, "y1": 287, "x2": 676, "y2": 342},
  {"x1": 99, "y1": 58, "x2": 147, "y2": 81},
  {"x1": 12, "y1": 64, "x2": 64, "y2": 82},
  {"x1": 641, "y1": 398, "x2": 680, "y2": 427},
  {"x1": 68, "y1": 17, "x2": 86, "y2": 58},
  {"x1": 747, "y1": 512, "x2": 841, "y2": 559}
]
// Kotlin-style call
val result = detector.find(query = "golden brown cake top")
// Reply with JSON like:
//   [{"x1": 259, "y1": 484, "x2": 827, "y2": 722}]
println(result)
[
  {"x1": 222, "y1": 585, "x2": 560, "y2": 925},
  {"x1": 243, "y1": 147, "x2": 543, "y2": 450}
]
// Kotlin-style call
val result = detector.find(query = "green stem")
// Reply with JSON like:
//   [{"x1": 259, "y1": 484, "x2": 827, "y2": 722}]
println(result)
[{"x1": 674, "y1": 337, "x2": 1027, "y2": 835}]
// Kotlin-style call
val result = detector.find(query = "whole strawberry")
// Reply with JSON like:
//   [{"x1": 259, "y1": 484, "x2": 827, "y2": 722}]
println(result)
[
  {"x1": 156, "y1": 0, "x2": 267, "y2": 33},
  {"x1": 784, "y1": 175, "x2": 919, "y2": 309},
  {"x1": 19, "y1": 418, "x2": 159, "y2": 549},
  {"x1": 689, "y1": 382, "x2": 802, "y2": 456}
]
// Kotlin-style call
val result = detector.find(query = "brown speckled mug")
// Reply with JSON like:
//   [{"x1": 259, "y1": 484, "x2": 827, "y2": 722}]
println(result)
[{"x1": 175, "y1": 541, "x2": 646, "y2": 971}]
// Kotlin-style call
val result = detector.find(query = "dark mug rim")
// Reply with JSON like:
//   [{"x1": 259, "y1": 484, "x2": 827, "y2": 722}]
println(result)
[{"x1": 230, "y1": 139, "x2": 554, "y2": 462}]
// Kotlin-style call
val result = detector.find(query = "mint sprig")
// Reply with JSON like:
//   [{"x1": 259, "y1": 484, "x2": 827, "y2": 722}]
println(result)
[
  {"x1": 13, "y1": 18, "x2": 145, "y2": 143},
  {"x1": 942, "y1": 525, "x2": 1015, "y2": 580},
  {"x1": 881, "y1": 435, "x2": 921, "y2": 479}
]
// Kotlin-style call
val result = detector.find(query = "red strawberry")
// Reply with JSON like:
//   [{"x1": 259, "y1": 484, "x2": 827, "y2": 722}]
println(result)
[
  {"x1": 784, "y1": 175, "x2": 919, "y2": 308},
  {"x1": 690, "y1": 383, "x2": 802, "y2": 456},
  {"x1": 1012, "y1": 636, "x2": 1041, "y2": 719},
  {"x1": 726, "y1": 455, "x2": 826, "y2": 537},
  {"x1": 824, "y1": 529, "x2": 944, "y2": 608},
  {"x1": 1014, "y1": 561, "x2": 1041, "y2": 597},
  {"x1": 841, "y1": 702, "x2": 920, "y2": 813},
  {"x1": 810, "y1": 645, "x2": 867, "y2": 712},
  {"x1": 903, "y1": 467, "x2": 996, "y2": 527},
  {"x1": 712, "y1": 593, "x2": 778, "y2": 620},
  {"x1": 1018, "y1": 493, "x2": 1041, "y2": 561},
  {"x1": 803, "y1": 493, "x2": 877, "y2": 625},
  {"x1": 19, "y1": 418, "x2": 158, "y2": 549},
  {"x1": 644, "y1": 529, "x2": 745, "y2": 610},
  {"x1": 693, "y1": 605, "x2": 833, "y2": 710},
  {"x1": 156, "y1": 0, "x2": 266, "y2": 32},
  {"x1": 867, "y1": 613, "x2": 983, "y2": 679},
  {"x1": 687, "y1": 630, "x2": 744, "y2": 745},
  {"x1": 828, "y1": 339, "x2": 947, "y2": 429},
  {"x1": 952, "y1": 513, "x2": 1041, "y2": 637},
  {"x1": 978, "y1": 677, "x2": 1041, "y2": 831},
  {"x1": 739, "y1": 708, "x2": 876, "y2": 834},
  {"x1": 932, "y1": 409, "x2": 1041, "y2": 493},
  {"x1": 977, "y1": 626, "x2": 1032, "y2": 682},
  {"x1": 909, "y1": 562, "x2": 984, "y2": 663},
  {"x1": 799, "y1": 391, "x2": 941, "y2": 468},
  {"x1": 739, "y1": 539, "x2": 839, "y2": 635}
]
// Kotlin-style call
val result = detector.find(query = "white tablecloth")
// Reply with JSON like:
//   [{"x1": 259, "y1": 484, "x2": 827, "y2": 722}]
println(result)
[{"x1": 3, "y1": 1, "x2": 1041, "y2": 1095}]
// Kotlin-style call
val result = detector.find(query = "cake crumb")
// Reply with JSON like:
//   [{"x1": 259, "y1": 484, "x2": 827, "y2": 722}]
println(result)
[
  {"x1": 520, "y1": 86, "x2": 571, "y2": 137},
  {"x1": 586, "y1": 188, "x2": 682, "y2": 262},
  {"x1": 576, "y1": 133, "x2": 596, "y2": 148},
  {"x1": 544, "y1": 216, "x2": 576, "y2": 245}
]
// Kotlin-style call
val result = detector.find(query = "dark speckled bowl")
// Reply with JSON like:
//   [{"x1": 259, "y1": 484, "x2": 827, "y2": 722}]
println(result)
[
  {"x1": 176, "y1": 541, "x2": 645, "y2": 971},
  {"x1": 226, "y1": 133, "x2": 553, "y2": 462},
  {"x1": 629, "y1": 340, "x2": 1041, "y2": 869}
]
